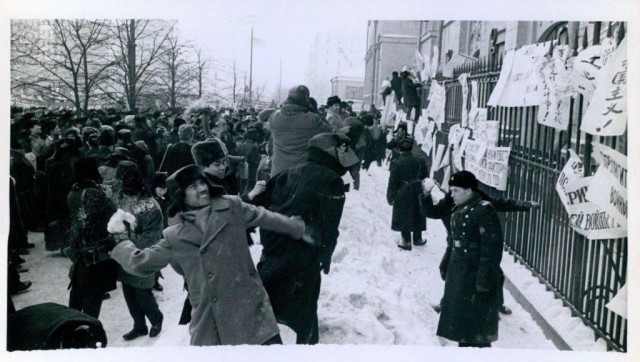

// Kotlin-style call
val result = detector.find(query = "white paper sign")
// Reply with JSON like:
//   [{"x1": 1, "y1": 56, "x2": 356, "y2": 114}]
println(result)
[
  {"x1": 465, "y1": 144, "x2": 511, "y2": 191},
  {"x1": 585, "y1": 143, "x2": 627, "y2": 227},
  {"x1": 487, "y1": 50, "x2": 514, "y2": 106},
  {"x1": 443, "y1": 53, "x2": 466, "y2": 78},
  {"x1": 556, "y1": 149, "x2": 584, "y2": 211},
  {"x1": 459, "y1": 73, "x2": 469, "y2": 127},
  {"x1": 536, "y1": 48, "x2": 572, "y2": 130},
  {"x1": 605, "y1": 284, "x2": 627, "y2": 319},
  {"x1": 581, "y1": 38, "x2": 627, "y2": 136},
  {"x1": 426, "y1": 81, "x2": 446, "y2": 130},
  {"x1": 571, "y1": 38, "x2": 617, "y2": 101}
]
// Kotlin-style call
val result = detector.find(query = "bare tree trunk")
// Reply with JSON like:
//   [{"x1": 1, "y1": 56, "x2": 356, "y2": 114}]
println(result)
[{"x1": 127, "y1": 20, "x2": 137, "y2": 112}]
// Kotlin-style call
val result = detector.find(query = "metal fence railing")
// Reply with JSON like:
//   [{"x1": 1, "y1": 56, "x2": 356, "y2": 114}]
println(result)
[{"x1": 419, "y1": 22, "x2": 627, "y2": 351}]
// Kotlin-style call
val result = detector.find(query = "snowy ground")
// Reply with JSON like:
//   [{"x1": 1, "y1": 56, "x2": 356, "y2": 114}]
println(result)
[{"x1": 12, "y1": 164, "x2": 558, "y2": 350}]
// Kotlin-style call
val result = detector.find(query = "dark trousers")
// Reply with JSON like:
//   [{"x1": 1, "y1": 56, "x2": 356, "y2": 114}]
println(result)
[
  {"x1": 69, "y1": 288, "x2": 104, "y2": 319},
  {"x1": 122, "y1": 284, "x2": 163, "y2": 330},
  {"x1": 263, "y1": 334, "x2": 283, "y2": 345},
  {"x1": 459, "y1": 342, "x2": 491, "y2": 348},
  {"x1": 405, "y1": 105, "x2": 420, "y2": 122},
  {"x1": 401, "y1": 231, "x2": 422, "y2": 243}
]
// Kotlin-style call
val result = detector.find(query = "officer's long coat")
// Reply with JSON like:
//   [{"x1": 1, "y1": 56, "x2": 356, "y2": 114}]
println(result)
[
  {"x1": 436, "y1": 192, "x2": 504, "y2": 344},
  {"x1": 111, "y1": 195, "x2": 304, "y2": 346}
]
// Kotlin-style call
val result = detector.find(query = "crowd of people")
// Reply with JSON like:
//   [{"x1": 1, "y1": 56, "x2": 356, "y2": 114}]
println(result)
[{"x1": 8, "y1": 78, "x2": 536, "y2": 349}]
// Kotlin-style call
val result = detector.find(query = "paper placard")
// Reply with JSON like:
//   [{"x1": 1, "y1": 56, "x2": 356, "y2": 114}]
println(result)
[{"x1": 585, "y1": 143, "x2": 627, "y2": 227}]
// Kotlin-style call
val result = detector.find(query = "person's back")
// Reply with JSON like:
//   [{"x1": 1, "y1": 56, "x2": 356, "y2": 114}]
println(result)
[{"x1": 269, "y1": 86, "x2": 331, "y2": 176}]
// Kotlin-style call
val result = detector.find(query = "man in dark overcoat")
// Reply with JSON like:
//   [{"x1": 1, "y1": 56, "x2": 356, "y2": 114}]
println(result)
[
  {"x1": 386, "y1": 137, "x2": 428, "y2": 250},
  {"x1": 436, "y1": 171, "x2": 504, "y2": 347},
  {"x1": 257, "y1": 133, "x2": 348, "y2": 344}
]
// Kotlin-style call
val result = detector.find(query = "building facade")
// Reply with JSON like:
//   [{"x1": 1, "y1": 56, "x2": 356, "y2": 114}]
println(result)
[{"x1": 330, "y1": 75, "x2": 364, "y2": 112}]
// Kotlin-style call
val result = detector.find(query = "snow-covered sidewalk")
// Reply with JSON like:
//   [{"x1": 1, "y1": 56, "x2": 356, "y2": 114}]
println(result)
[{"x1": 12, "y1": 164, "x2": 556, "y2": 349}]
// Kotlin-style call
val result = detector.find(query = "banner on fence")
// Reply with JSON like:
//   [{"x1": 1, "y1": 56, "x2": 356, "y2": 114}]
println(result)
[
  {"x1": 586, "y1": 143, "x2": 627, "y2": 227},
  {"x1": 475, "y1": 120, "x2": 500, "y2": 147},
  {"x1": 581, "y1": 38, "x2": 627, "y2": 136},
  {"x1": 571, "y1": 37, "x2": 617, "y2": 101},
  {"x1": 459, "y1": 73, "x2": 469, "y2": 127},
  {"x1": 381, "y1": 91, "x2": 397, "y2": 127},
  {"x1": 418, "y1": 120, "x2": 436, "y2": 155},
  {"x1": 556, "y1": 149, "x2": 584, "y2": 210},
  {"x1": 487, "y1": 43, "x2": 548, "y2": 107},
  {"x1": 426, "y1": 81, "x2": 446, "y2": 130},
  {"x1": 430, "y1": 143, "x2": 446, "y2": 177},
  {"x1": 605, "y1": 284, "x2": 627, "y2": 319},
  {"x1": 464, "y1": 144, "x2": 511, "y2": 191},
  {"x1": 536, "y1": 47, "x2": 573, "y2": 130},
  {"x1": 562, "y1": 176, "x2": 626, "y2": 240},
  {"x1": 431, "y1": 45, "x2": 439, "y2": 79},
  {"x1": 467, "y1": 107, "x2": 487, "y2": 131}
]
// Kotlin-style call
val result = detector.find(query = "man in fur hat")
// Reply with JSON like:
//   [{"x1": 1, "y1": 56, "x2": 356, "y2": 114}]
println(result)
[
  {"x1": 325, "y1": 95, "x2": 343, "y2": 131},
  {"x1": 436, "y1": 171, "x2": 504, "y2": 347},
  {"x1": 110, "y1": 164, "x2": 313, "y2": 346},
  {"x1": 256, "y1": 132, "x2": 354, "y2": 344}
]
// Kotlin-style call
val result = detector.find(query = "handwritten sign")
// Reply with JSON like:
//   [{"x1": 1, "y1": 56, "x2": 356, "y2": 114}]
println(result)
[
  {"x1": 426, "y1": 81, "x2": 446, "y2": 130},
  {"x1": 465, "y1": 144, "x2": 511, "y2": 191},
  {"x1": 536, "y1": 48, "x2": 572, "y2": 130},
  {"x1": 488, "y1": 43, "x2": 548, "y2": 107},
  {"x1": 586, "y1": 143, "x2": 627, "y2": 227},
  {"x1": 430, "y1": 45, "x2": 439, "y2": 79},
  {"x1": 605, "y1": 284, "x2": 627, "y2": 319},
  {"x1": 556, "y1": 149, "x2": 584, "y2": 211},
  {"x1": 443, "y1": 53, "x2": 466, "y2": 78},
  {"x1": 475, "y1": 120, "x2": 500, "y2": 147},
  {"x1": 381, "y1": 91, "x2": 397, "y2": 127},
  {"x1": 581, "y1": 38, "x2": 627, "y2": 136},
  {"x1": 571, "y1": 38, "x2": 617, "y2": 101}
]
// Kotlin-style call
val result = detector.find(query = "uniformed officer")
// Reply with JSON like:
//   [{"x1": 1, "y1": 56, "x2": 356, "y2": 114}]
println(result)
[{"x1": 436, "y1": 171, "x2": 503, "y2": 347}]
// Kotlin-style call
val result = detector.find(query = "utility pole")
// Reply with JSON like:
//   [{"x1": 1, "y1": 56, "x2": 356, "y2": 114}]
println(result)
[
  {"x1": 249, "y1": 26, "x2": 253, "y2": 106},
  {"x1": 277, "y1": 58, "x2": 282, "y2": 105}
]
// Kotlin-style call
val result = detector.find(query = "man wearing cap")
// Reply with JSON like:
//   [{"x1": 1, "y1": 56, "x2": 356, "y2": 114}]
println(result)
[
  {"x1": 269, "y1": 85, "x2": 332, "y2": 176},
  {"x1": 109, "y1": 164, "x2": 312, "y2": 346},
  {"x1": 436, "y1": 171, "x2": 503, "y2": 347},
  {"x1": 256, "y1": 132, "x2": 353, "y2": 344},
  {"x1": 325, "y1": 96, "x2": 343, "y2": 131}
]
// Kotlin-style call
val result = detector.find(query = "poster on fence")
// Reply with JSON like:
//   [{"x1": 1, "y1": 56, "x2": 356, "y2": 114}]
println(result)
[
  {"x1": 418, "y1": 120, "x2": 436, "y2": 155},
  {"x1": 475, "y1": 120, "x2": 500, "y2": 147},
  {"x1": 464, "y1": 144, "x2": 510, "y2": 191},
  {"x1": 556, "y1": 149, "x2": 584, "y2": 211},
  {"x1": 430, "y1": 45, "x2": 439, "y2": 79},
  {"x1": 467, "y1": 107, "x2": 487, "y2": 131},
  {"x1": 426, "y1": 81, "x2": 446, "y2": 130},
  {"x1": 536, "y1": 47, "x2": 572, "y2": 130},
  {"x1": 562, "y1": 176, "x2": 626, "y2": 240},
  {"x1": 430, "y1": 143, "x2": 446, "y2": 178},
  {"x1": 459, "y1": 73, "x2": 469, "y2": 127},
  {"x1": 586, "y1": 143, "x2": 627, "y2": 228},
  {"x1": 381, "y1": 91, "x2": 397, "y2": 127},
  {"x1": 605, "y1": 284, "x2": 627, "y2": 319},
  {"x1": 442, "y1": 52, "x2": 467, "y2": 78},
  {"x1": 581, "y1": 38, "x2": 627, "y2": 136},
  {"x1": 487, "y1": 42, "x2": 548, "y2": 107},
  {"x1": 571, "y1": 37, "x2": 617, "y2": 101}
]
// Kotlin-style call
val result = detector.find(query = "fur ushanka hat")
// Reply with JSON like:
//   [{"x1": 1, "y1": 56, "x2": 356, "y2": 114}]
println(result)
[{"x1": 191, "y1": 139, "x2": 226, "y2": 167}]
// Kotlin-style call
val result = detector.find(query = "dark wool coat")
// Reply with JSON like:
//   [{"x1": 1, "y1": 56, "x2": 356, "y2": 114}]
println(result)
[
  {"x1": 257, "y1": 148, "x2": 346, "y2": 344},
  {"x1": 268, "y1": 103, "x2": 332, "y2": 176},
  {"x1": 111, "y1": 195, "x2": 305, "y2": 346},
  {"x1": 387, "y1": 152, "x2": 428, "y2": 232},
  {"x1": 67, "y1": 181, "x2": 119, "y2": 296},
  {"x1": 436, "y1": 193, "x2": 504, "y2": 344},
  {"x1": 161, "y1": 141, "x2": 195, "y2": 176},
  {"x1": 114, "y1": 195, "x2": 163, "y2": 290},
  {"x1": 401, "y1": 77, "x2": 421, "y2": 108},
  {"x1": 390, "y1": 75, "x2": 403, "y2": 103},
  {"x1": 44, "y1": 145, "x2": 82, "y2": 251}
]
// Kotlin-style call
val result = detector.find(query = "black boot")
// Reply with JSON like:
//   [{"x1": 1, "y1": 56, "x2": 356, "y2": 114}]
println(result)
[
  {"x1": 123, "y1": 327, "x2": 148, "y2": 341},
  {"x1": 149, "y1": 314, "x2": 163, "y2": 338}
]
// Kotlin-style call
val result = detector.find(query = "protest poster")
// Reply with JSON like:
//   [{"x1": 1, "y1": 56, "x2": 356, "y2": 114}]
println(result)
[
  {"x1": 419, "y1": 120, "x2": 436, "y2": 155},
  {"x1": 556, "y1": 149, "x2": 584, "y2": 211},
  {"x1": 430, "y1": 143, "x2": 446, "y2": 177},
  {"x1": 581, "y1": 38, "x2": 627, "y2": 136},
  {"x1": 585, "y1": 143, "x2": 627, "y2": 227},
  {"x1": 426, "y1": 81, "x2": 446, "y2": 130},
  {"x1": 475, "y1": 120, "x2": 500, "y2": 146},
  {"x1": 430, "y1": 45, "x2": 439, "y2": 78},
  {"x1": 605, "y1": 284, "x2": 627, "y2": 319},
  {"x1": 462, "y1": 139, "x2": 486, "y2": 178},
  {"x1": 381, "y1": 91, "x2": 397, "y2": 127},
  {"x1": 536, "y1": 47, "x2": 573, "y2": 130},
  {"x1": 414, "y1": 49, "x2": 425, "y2": 80},
  {"x1": 459, "y1": 73, "x2": 469, "y2": 127},
  {"x1": 487, "y1": 50, "x2": 514, "y2": 106},
  {"x1": 468, "y1": 107, "x2": 486, "y2": 131},
  {"x1": 571, "y1": 37, "x2": 617, "y2": 101},
  {"x1": 562, "y1": 176, "x2": 626, "y2": 240},
  {"x1": 464, "y1": 143, "x2": 510, "y2": 191},
  {"x1": 443, "y1": 53, "x2": 466, "y2": 78},
  {"x1": 487, "y1": 43, "x2": 548, "y2": 107}
]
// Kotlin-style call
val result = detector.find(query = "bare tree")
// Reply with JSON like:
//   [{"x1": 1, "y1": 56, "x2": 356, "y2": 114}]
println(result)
[
  {"x1": 153, "y1": 31, "x2": 196, "y2": 108},
  {"x1": 11, "y1": 19, "x2": 115, "y2": 113},
  {"x1": 214, "y1": 59, "x2": 245, "y2": 107},
  {"x1": 253, "y1": 82, "x2": 267, "y2": 104},
  {"x1": 105, "y1": 19, "x2": 175, "y2": 111},
  {"x1": 192, "y1": 46, "x2": 212, "y2": 99}
]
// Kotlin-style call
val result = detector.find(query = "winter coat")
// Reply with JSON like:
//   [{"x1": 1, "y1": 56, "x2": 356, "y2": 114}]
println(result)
[
  {"x1": 401, "y1": 77, "x2": 421, "y2": 108},
  {"x1": 110, "y1": 195, "x2": 306, "y2": 346},
  {"x1": 236, "y1": 141, "x2": 261, "y2": 194},
  {"x1": 387, "y1": 152, "x2": 428, "y2": 232},
  {"x1": 326, "y1": 109, "x2": 343, "y2": 131},
  {"x1": 161, "y1": 141, "x2": 195, "y2": 176},
  {"x1": 390, "y1": 75, "x2": 403, "y2": 103},
  {"x1": 436, "y1": 192, "x2": 503, "y2": 344},
  {"x1": 269, "y1": 103, "x2": 332, "y2": 176},
  {"x1": 67, "y1": 180, "x2": 119, "y2": 296},
  {"x1": 44, "y1": 145, "x2": 82, "y2": 251},
  {"x1": 257, "y1": 147, "x2": 346, "y2": 343},
  {"x1": 113, "y1": 195, "x2": 163, "y2": 290}
]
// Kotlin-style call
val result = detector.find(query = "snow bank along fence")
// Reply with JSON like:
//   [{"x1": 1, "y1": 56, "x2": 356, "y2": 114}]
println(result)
[{"x1": 420, "y1": 22, "x2": 627, "y2": 352}]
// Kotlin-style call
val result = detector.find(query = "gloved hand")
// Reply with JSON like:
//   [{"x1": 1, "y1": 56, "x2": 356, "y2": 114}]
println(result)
[
  {"x1": 107, "y1": 209, "x2": 137, "y2": 243},
  {"x1": 422, "y1": 178, "x2": 435, "y2": 194}
]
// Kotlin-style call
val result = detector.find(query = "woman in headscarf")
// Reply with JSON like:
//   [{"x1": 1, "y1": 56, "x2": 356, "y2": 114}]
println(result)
[{"x1": 112, "y1": 161, "x2": 165, "y2": 341}]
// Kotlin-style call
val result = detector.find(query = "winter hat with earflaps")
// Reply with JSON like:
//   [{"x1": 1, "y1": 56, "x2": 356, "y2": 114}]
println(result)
[
  {"x1": 308, "y1": 133, "x2": 360, "y2": 169},
  {"x1": 115, "y1": 161, "x2": 149, "y2": 196},
  {"x1": 398, "y1": 137, "x2": 414, "y2": 152},
  {"x1": 191, "y1": 139, "x2": 226, "y2": 167},
  {"x1": 448, "y1": 170, "x2": 479, "y2": 190},
  {"x1": 166, "y1": 164, "x2": 225, "y2": 217}
]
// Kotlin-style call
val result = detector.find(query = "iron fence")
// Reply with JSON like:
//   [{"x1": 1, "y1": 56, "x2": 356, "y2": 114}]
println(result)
[{"x1": 420, "y1": 23, "x2": 627, "y2": 351}]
